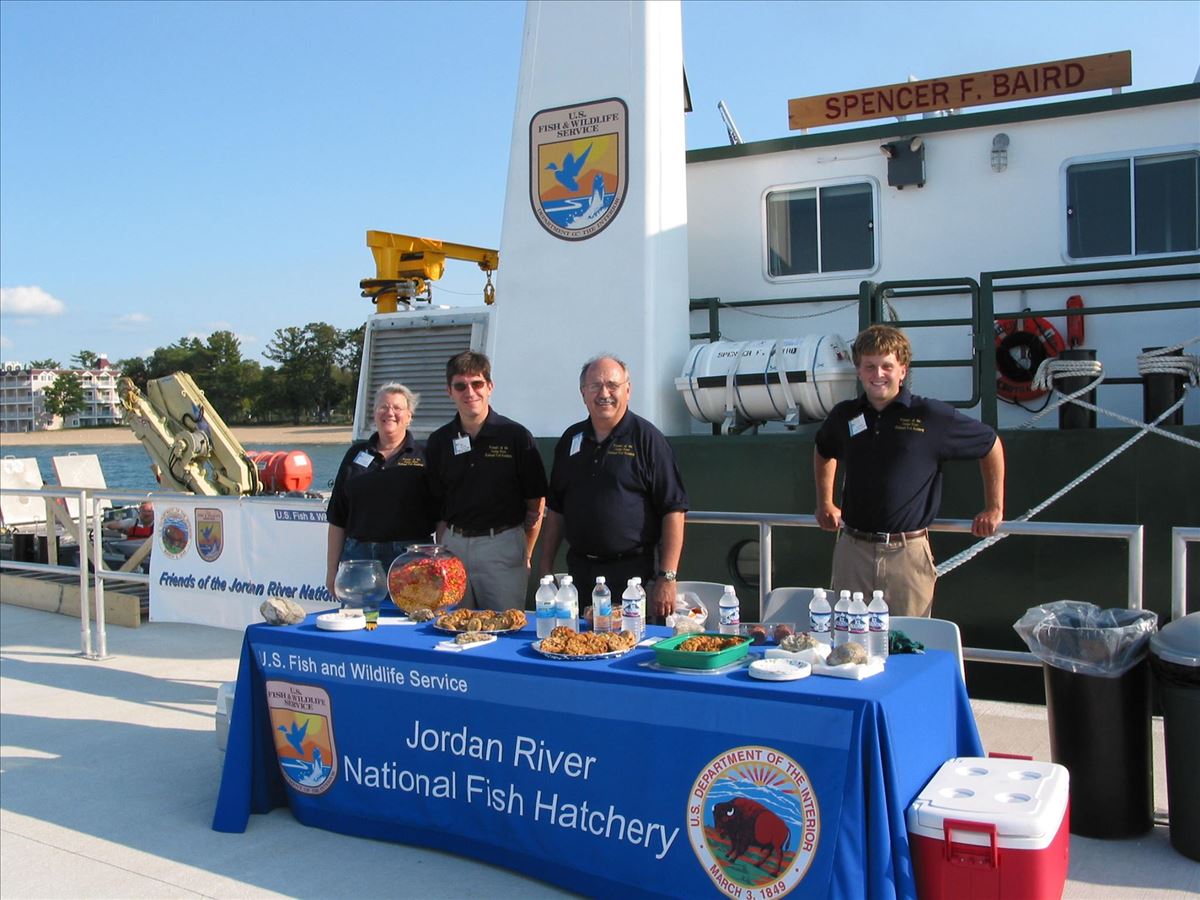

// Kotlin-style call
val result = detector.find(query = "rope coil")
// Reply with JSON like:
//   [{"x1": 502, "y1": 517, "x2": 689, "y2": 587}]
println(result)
[{"x1": 936, "y1": 339, "x2": 1199, "y2": 578}]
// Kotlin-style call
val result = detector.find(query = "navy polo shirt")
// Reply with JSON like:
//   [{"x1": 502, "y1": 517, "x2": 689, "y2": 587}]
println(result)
[
  {"x1": 425, "y1": 408, "x2": 548, "y2": 532},
  {"x1": 325, "y1": 432, "x2": 437, "y2": 542},
  {"x1": 548, "y1": 411, "x2": 689, "y2": 558},
  {"x1": 814, "y1": 387, "x2": 996, "y2": 533}
]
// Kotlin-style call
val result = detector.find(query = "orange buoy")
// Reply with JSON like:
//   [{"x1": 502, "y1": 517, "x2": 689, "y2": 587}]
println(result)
[{"x1": 245, "y1": 450, "x2": 314, "y2": 493}]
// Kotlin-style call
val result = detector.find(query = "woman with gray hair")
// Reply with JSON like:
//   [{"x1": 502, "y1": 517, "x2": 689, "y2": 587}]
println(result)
[{"x1": 325, "y1": 383, "x2": 437, "y2": 597}]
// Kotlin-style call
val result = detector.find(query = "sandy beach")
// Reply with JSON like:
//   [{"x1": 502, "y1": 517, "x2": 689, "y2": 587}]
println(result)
[{"x1": 0, "y1": 425, "x2": 353, "y2": 448}]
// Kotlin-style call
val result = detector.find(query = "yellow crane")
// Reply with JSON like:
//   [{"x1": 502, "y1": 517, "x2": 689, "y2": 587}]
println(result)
[
  {"x1": 119, "y1": 373, "x2": 261, "y2": 496},
  {"x1": 359, "y1": 230, "x2": 499, "y2": 311}
]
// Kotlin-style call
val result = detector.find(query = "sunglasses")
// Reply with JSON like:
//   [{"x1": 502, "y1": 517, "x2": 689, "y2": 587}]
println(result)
[{"x1": 450, "y1": 379, "x2": 489, "y2": 393}]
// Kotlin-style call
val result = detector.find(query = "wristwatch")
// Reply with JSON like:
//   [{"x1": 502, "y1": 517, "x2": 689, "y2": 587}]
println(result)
[{"x1": 656, "y1": 569, "x2": 677, "y2": 582}]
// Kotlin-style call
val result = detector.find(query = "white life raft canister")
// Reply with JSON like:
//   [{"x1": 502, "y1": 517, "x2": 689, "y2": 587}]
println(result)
[{"x1": 675, "y1": 336, "x2": 858, "y2": 430}]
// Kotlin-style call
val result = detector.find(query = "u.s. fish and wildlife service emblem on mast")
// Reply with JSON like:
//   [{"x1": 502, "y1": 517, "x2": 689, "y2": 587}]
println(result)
[{"x1": 530, "y1": 98, "x2": 627, "y2": 241}]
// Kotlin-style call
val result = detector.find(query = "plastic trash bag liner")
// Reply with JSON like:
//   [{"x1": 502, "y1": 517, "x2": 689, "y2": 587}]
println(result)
[
  {"x1": 666, "y1": 591, "x2": 708, "y2": 629},
  {"x1": 1014, "y1": 600, "x2": 1158, "y2": 678}
]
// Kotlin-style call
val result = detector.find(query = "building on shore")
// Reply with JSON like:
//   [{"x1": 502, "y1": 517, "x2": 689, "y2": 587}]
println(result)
[{"x1": 0, "y1": 356, "x2": 122, "y2": 433}]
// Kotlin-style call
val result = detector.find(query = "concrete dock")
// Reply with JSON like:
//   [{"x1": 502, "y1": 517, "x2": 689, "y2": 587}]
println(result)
[{"x1": 1, "y1": 601, "x2": 1196, "y2": 899}]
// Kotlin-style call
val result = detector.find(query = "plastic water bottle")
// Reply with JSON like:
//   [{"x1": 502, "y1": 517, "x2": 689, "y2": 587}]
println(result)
[
  {"x1": 848, "y1": 591, "x2": 869, "y2": 649},
  {"x1": 833, "y1": 590, "x2": 851, "y2": 648},
  {"x1": 555, "y1": 575, "x2": 578, "y2": 631},
  {"x1": 535, "y1": 575, "x2": 557, "y2": 638},
  {"x1": 808, "y1": 588, "x2": 832, "y2": 645},
  {"x1": 868, "y1": 589, "x2": 890, "y2": 660},
  {"x1": 633, "y1": 576, "x2": 648, "y2": 622},
  {"x1": 621, "y1": 578, "x2": 643, "y2": 638},
  {"x1": 592, "y1": 576, "x2": 612, "y2": 633},
  {"x1": 718, "y1": 585, "x2": 740, "y2": 635}
]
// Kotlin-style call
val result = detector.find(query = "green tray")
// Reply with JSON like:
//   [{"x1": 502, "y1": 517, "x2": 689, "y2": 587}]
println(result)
[{"x1": 652, "y1": 632, "x2": 752, "y2": 670}]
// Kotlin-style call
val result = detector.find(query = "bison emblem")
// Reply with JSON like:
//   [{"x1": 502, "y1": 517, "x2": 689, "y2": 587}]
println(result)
[{"x1": 713, "y1": 797, "x2": 791, "y2": 877}]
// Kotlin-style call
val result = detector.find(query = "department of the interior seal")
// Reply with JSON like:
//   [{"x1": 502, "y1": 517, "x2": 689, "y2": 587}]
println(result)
[{"x1": 688, "y1": 745, "x2": 820, "y2": 896}]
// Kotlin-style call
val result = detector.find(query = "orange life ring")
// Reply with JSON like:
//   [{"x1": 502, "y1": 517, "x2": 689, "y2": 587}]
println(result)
[{"x1": 994, "y1": 310, "x2": 1067, "y2": 403}]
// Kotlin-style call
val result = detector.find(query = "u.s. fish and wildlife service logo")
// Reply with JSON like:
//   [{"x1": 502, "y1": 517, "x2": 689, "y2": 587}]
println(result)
[
  {"x1": 159, "y1": 506, "x2": 190, "y2": 559},
  {"x1": 194, "y1": 507, "x2": 223, "y2": 562},
  {"x1": 530, "y1": 97, "x2": 627, "y2": 241},
  {"x1": 688, "y1": 746, "x2": 820, "y2": 897},
  {"x1": 266, "y1": 680, "x2": 337, "y2": 795}
]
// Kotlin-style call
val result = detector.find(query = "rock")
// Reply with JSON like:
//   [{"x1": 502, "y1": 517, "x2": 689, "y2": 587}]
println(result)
[
  {"x1": 260, "y1": 597, "x2": 305, "y2": 625},
  {"x1": 828, "y1": 642, "x2": 869, "y2": 666}
]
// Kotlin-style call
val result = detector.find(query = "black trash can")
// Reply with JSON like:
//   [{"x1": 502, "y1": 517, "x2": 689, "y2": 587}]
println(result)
[
  {"x1": 1150, "y1": 612, "x2": 1200, "y2": 861},
  {"x1": 1043, "y1": 660, "x2": 1152, "y2": 838},
  {"x1": 1014, "y1": 601, "x2": 1158, "y2": 839}
]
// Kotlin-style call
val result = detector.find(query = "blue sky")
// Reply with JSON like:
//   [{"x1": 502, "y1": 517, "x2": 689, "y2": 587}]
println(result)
[{"x1": 2, "y1": 0, "x2": 1197, "y2": 368}]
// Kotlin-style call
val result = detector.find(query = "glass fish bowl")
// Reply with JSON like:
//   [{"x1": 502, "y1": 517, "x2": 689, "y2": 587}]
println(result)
[{"x1": 387, "y1": 544, "x2": 467, "y2": 614}]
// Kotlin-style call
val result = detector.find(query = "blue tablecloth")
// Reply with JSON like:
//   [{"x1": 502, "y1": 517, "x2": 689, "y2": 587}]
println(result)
[{"x1": 213, "y1": 617, "x2": 981, "y2": 899}]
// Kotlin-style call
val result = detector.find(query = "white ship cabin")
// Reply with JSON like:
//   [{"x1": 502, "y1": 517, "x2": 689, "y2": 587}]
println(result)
[{"x1": 685, "y1": 73, "x2": 1200, "y2": 433}]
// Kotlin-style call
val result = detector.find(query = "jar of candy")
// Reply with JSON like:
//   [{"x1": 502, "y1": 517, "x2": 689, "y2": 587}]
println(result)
[{"x1": 387, "y1": 544, "x2": 467, "y2": 614}]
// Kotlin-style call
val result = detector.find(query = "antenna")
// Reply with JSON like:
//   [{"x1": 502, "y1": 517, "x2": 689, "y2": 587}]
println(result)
[{"x1": 717, "y1": 100, "x2": 743, "y2": 145}]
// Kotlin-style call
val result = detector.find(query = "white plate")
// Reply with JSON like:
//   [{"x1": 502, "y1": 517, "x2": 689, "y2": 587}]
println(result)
[
  {"x1": 811, "y1": 658, "x2": 885, "y2": 680},
  {"x1": 532, "y1": 640, "x2": 635, "y2": 661},
  {"x1": 435, "y1": 634, "x2": 498, "y2": 652},
  {"x1": 316, "y1": 612, "x2": 367, "y2": 632},
  {"x1": 749, "y1": 658, "x2": 812, "y2": 681}
]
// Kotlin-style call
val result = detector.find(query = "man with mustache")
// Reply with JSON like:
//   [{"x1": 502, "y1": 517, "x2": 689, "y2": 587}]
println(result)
[{"x1": 538, "y1": 355, "x2": 689, "y2": 620}]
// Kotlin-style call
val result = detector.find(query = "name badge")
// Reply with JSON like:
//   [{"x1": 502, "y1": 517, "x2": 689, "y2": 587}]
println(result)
[
  {"x1": 353, "y1": 451, "x2": 374, "y2": 468},
  {"x1": 569, "y1": 432, "x2": 583, "y2": 456},
  {"x1": 848, "y1": 414, "x2": 867, "y2": 437},
  {"x1": 452, "y1": 435, "x2": 472, "y2": 455}
]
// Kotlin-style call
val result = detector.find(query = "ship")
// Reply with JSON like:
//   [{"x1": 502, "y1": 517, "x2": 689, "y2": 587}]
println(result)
[{"x1": 347, "y1": 3, "x2": 1199, "y2": 707}]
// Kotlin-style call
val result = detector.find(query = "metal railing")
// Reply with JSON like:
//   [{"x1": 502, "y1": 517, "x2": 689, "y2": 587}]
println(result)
[
  {"x1": 2, "y1": 485, "x2": 1184, "y2": 667},
  {"x1": 686, "y1": 510, "x2": 1149, "y2": 668},
  {"x1": 1172, "y1": 527, "x2": 1199, "y2": 622},
  {"x1": 1, "y1": 485, "x2": 152, "y2": 659},
  {"x1": 689, "y1": 255, "x2": 1200, "y2": 427}
]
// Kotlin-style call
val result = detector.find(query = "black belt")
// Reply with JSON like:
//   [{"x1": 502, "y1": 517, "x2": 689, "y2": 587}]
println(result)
[
  {"x1": 579, "y1": 545, "x2": 651, "y2": 563},
  {"x1": 842, "y1": 525, "x2": 928, "y2": 544},
  {"x1": 448, "y1": 522, "x2": 519, "y2": 539}
]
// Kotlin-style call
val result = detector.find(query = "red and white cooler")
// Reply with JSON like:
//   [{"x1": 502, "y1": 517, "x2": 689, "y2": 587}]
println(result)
[{"x1": 907, "y1": 757, "x2": 1070, "y2": 900}]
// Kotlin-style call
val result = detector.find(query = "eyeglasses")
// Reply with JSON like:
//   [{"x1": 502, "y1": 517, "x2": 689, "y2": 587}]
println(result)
[
  {"x1": 450, "y1": 379, "x2": 489, "y2": 393},
  {"x1": 583, "y1": 380, "x2": 628, "y2": 394},
  {"x1": 376, "y1": 404, "x2": 410, "y2": 413}
]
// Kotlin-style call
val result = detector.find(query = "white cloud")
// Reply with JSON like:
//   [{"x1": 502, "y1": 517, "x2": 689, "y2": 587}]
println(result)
[
  {"x1": 115, "y1": 312, "x2": 151, "y2": 328},
  {"x1": 0, "y1": 286, "x2": 66, "y2": 317},
  {"x1": 0, "y1": 335, "x2": 12, "y2": 348}
]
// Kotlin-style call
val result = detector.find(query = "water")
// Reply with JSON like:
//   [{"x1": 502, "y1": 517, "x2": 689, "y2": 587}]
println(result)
[
  {"x1": 718, "y1": 585, "x2": 740, "y2": 635},
  {"x1": 620, "y1": 581, "x2": 643, "y2": 639},
  {"x1": 848, "y1": 591, "x2": 869, "y2": 649},
  {"x1": 554, "y1": 576, "x2": 578, "y2": 631},
  {"x1": 591, "y1": 577, "x2": 612, "y2": 634},
  {"x1": 5, "y1": 443, "x2": 346, "y2": 499},
  {"x1": 868, "y1": 590, "x2": 890, "y2": 660},
  {"x1": 535, "y1": 577, "x2": 557, "y2": 639},
  {"x1": 808, "y1": 588, "x2": 832, "y2": 645}
]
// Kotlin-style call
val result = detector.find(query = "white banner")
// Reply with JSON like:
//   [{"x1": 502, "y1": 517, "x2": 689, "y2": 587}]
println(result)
[{"x1": 149, "y1": 494, "x2": 335, "y2": 629}]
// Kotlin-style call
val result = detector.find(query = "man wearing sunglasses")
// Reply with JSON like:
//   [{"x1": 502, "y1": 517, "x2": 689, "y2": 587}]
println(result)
[
  {"x1": 538, "y1": 355, "x2": 689, "y2": 621},
  {"x1": 425, "y1": 351, "x2": 548, "y2": 611}
]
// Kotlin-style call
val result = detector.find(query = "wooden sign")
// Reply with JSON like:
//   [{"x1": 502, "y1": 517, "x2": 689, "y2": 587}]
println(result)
[{"x1": 788, "y1": 51, "x2": 1132, "y2": 130}]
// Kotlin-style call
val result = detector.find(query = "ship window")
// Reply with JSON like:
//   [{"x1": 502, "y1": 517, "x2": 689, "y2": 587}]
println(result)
[
  {"x1": 1066, "y1": 151, "x2": 1199, "y2": 258},
  {"x1": 766, "y1": 181, "x2": 875, "y2": 276}
]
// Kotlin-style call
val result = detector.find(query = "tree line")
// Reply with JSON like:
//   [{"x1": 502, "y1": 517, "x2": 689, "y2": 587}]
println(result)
[{"x1": 31, "y1": 323, "x2": 366, "y2": 426}]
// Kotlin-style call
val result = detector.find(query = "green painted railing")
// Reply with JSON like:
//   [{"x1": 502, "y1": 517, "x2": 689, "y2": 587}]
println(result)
[{"x1": 689, "y1": 254, "x2": 1200, "y2": 427}]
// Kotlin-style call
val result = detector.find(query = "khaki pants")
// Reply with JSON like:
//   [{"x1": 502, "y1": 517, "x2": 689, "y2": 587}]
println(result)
[
  {"x1": 443, "y1": 527, "x2": 529, "y2": 612},
  {"x1": 830, "y1": 531, "x2": 937, "y2": 618}
]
